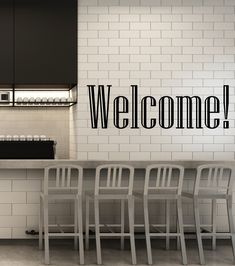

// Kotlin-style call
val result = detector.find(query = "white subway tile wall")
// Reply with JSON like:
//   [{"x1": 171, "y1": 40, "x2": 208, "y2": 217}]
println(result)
[
  {"x1": 70, "y1": 0, "x2": 235, "y2": 162},
  {"x1": 0, "y1": 170, "x2": 76, "y2": 239},
  {"x1": 68, "y1": 0, "x2": 235, "y2": 234}
]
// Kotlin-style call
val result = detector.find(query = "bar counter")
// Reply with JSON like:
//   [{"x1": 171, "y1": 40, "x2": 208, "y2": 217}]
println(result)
[{"x1": 0, "y1": 159, "x2": 234, "y2": 169}]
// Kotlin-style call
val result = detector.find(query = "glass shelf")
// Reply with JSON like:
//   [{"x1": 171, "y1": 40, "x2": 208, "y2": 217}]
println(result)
[
  {"x1": 14, "y1": 101, "x2": 77, "y2": 107},
  {"x1": 0, "y1": 85, "x2": 77, "y2": 107}
]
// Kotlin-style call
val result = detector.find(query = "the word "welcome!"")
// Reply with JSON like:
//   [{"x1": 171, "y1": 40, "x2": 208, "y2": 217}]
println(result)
[{"x1": 88, "y1": 85, "x2": 230, "y2": 130}]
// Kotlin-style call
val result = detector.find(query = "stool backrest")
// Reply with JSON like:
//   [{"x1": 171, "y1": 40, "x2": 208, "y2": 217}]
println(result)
[
  {"x1": 95, "y1": 164, "x2": 134, "y2": 196},
  {"x1": 144, "y1": 164, "x2": 184, "y2": 195},
  {"x1": 194, "y1": 164, "x2": 235, "y2": 195},
  {"x1": 43, "y1": 165, "x2": 83, "y2": 195}
]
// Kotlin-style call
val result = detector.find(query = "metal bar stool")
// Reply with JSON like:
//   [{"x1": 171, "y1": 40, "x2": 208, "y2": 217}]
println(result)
[
  {"x1": 39, "y1": 165, "x2": 84, "y2": 265},
  {"x1": 143, "y1": 164, "x2": 187, "y2": 265},
  {"x1": 85, "y1": 164, "x2": 136, "y2": 265},
  {"x1": 183, "y1": 164, "x2": 235, "y2": 265}
]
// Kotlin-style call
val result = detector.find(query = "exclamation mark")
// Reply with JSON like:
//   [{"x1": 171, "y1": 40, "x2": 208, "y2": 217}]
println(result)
[{"x1": 223, "y1": 85, "x2": 229, "y2": 129}]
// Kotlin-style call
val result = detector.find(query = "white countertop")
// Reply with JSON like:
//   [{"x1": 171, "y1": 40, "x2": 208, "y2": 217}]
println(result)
[{"x1": 0, "y1": 160, "x2": 234, "y2": 169}]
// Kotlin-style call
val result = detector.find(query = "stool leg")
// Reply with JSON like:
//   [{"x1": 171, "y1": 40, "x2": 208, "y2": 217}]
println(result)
[
  {"x1": 78, "y1": 196, "x2": 85, "y2": 265},
  {"x1": 166, "y1": 199, "x2": 170, "y2": 250},
  {"x1": 194, "y1": 196, "x2": 205, "y2": 265},
  {"x1": 94, "y1": 198, "x2": 102, "y2": 265},
  {"x1": 43, "y1": 196, "x2": 50, "y2": 265},
  {"x1": 144, "y1": 196, "x2": 152, "y2": 265},
  {"x1": 176, "y1": 215, "x2": 180, "y2": 250},
  {"x1": 85, "y1": 196, "x2": 90, "y2": 250},
  {"x1": 74, "y1": 199, "x2": 78, "y2": 250},
  {"x1": 39, "y1": 196, "x2": 43, "y2": 250},
  {"x1": 227, "y1": 195, "x2": 235, "y2": 263},
  {"x1": 177, "y1": 197, "x2": 187, "y2": 265},
  {"x1": 128, "y1": 197, "x2": 137, "y2": 265},
  {"x1": 121, "y1": 199, "x2": 125, "y2": 250},
  {"x1": 212, "y1": 199, "x2": 216, "y2": 250}
]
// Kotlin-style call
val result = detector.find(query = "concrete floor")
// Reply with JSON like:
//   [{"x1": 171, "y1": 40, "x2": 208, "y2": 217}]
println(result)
[{"x1": 0, "y1": 239, "x2": 233, "y2": 266}]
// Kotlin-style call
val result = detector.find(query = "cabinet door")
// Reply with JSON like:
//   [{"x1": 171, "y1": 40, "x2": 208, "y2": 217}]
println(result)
[
  {"x1": 0, "y1": 0, "x2": 14, "y2": 85},
  {"x1": 15, "y1": 0, "x2": 77, "y2": 86}
]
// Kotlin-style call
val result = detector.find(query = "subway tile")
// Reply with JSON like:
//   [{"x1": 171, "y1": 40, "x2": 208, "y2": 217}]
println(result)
[
  {"x1": 151, "y1": 152, "x2": 172, "y2": 160},
  {"x1": 130, "y1": 7, "x2": 151, "y2": 14},
  {"x1": 130, "y1": 136, "x2": 150, "y2": 144},
  {"x1": 12, "y1": 180, "x2": 41, "y2": 192},
  {"x1": 162, "y1": 30, "x2": 181, "y2": 38},
  {"x1": 0, "y1": 170, "x2": 26, "y2": 179},
  {"x1": 214, "y1": 152, "x2": 234, "y2": 160},
  {"x1": 99, "y1": 14, "x2": 119, "y2": 22},
  {"x1": 214, "y1": 136, "x2": 234, "y2": 143},
  {"x1": 109, "y1": 6, "x2": 131, "y2": 14},
  {"x1": 130, "y1": 152, "x2": 150, "y2": 160},
  {"x1": 12, "y1": 204, "x2": 39, "y2": 216},
  {"x1": 89, "y1": 152, "x2": 109, "y2": 160},
  {"x1": 0, "y1": 228, "x2": 11, "y2": 238},
  {"x1": 193, "y1": 7, "x2": 213, "y2": 14},
  {"x1": 214, "y1": 6, "x2": 235, "y2": 13},
  {"x1": 193, "y1": 151, "x2": 213, "y2": 161},
  {"x1": 151, "y1": 136, "x2": 171, "y2": 143},
  {"x1": 183, "y1": 144, "x2": 203, "y2": 152},
  {"x1": 0, "y1": 180, "x2": 11, "y2": 191},
  {"x1": 0, "y1": 216, "x2": 26, "y2": 227},
  {"x1": 140, "y1": 144, "x2": 161, "y2": 152},
  {"x1": 172, "y1": 152, "x2": 193, "y2": 160},
  {"x1": 120, "y1": 144, "x2": 140, "y2": 152},
  {"x1": 172, "y1": 136, "x2": 192, "y2": 143},
  {"x1": 162, "y1": 144, "x2": 182, "y2": 152},
  {"x1": 88, "y1": 7, "x2": 108, "y2": 14},
  {"x1": 109, "y1": 152, "x2": 130, "y2": 160},
  {"x1": 27, "y1": 192, "x2": 40, "y2": 204},
  {"x1": 121, "y1": 14, "x2": 140, "y2": 22},
  {"x1": 109, "y1": 23, "x2": 130, "y2": 30},
  {"x1": 27, "y1": 216, "x2": 38, "y2": 228},
  {"x1": 12, "y1": 228, "x2": 34, "y2": 239},
  {"x1": 0, "y1": 192, "x2": 26, "y2": 204}
]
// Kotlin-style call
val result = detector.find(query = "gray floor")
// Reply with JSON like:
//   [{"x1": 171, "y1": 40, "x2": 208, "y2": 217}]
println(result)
[{"x1": 0, "y1": 239, "x2": 233, "y2": 266}]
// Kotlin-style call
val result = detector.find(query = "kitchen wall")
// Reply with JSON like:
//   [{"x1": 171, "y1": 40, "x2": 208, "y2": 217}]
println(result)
[
  {"x1": 1, "y1": 0, "x2": 235, "y2": 239},
  {"x1": 71, "y1": 0, "x2": 235, "y2": 161},
  {"x1": 67, "y1": 0, "x2": 235, "y2": 234},
  {"x1": 0, "y1": 108, "x2": 69, "y2": 158}
]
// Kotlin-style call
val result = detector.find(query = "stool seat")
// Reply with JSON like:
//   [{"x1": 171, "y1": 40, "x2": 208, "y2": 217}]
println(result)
[
  {"x1": 182, "y1": 191, "x2": 228, "y2": 199},
  {"x1": 40, "y1": 192, "x2": 80, "y2": 200}
]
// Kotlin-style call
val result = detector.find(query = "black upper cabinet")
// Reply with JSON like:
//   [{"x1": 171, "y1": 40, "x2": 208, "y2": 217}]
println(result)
[
  {"x1": 0, "y1": 0, "x2": 14, "y2": 85},
  {"x1": 15, "y1": 0, "x2": 77, "y2": 86}
]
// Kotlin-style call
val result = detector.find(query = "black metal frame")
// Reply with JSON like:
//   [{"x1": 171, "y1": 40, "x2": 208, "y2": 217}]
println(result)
[{"x1": 0, "y1": 84, "x2": 78, "y2": 107}]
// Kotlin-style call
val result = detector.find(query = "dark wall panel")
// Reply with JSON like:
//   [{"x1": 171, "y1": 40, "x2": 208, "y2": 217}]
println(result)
[
  {"x1": 0, "y1": 0, "x2": 14, "y2": 84},
  {"x1": 15, "y1": 0, "x2": 77, "y2": 85}
]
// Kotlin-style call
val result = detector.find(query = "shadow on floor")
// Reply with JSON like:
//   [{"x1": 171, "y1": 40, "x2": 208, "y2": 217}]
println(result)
[{"x1": 0, "y1": 239, "x2": 233, "y2": 265}]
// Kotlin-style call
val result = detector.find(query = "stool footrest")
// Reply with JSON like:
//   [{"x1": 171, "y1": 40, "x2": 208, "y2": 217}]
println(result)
[
  {"x1": 103, "y1": 223, "x2": 115, "y2": 233},
  {"x1": 149, "y1": 233, "x2": 180, "y2": 237},
  {"x1": 48, "y1": 224, "x2": 75, "y2": 227},
  {"x1": 48, "y1": 233, "x2": 81, "y2": 237},
  {"x1": 99, "y1": 233, "x2": 131, "y2": 237},
  {"x1": 150, "y1": 224, "x2": 164, "y2": 233},
  {"x1": 201, "y1": 233, "x2": 232, "y2": 236},
  {"x1": 89, "y1": 224, "x2": 125, "y2": 228}
]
